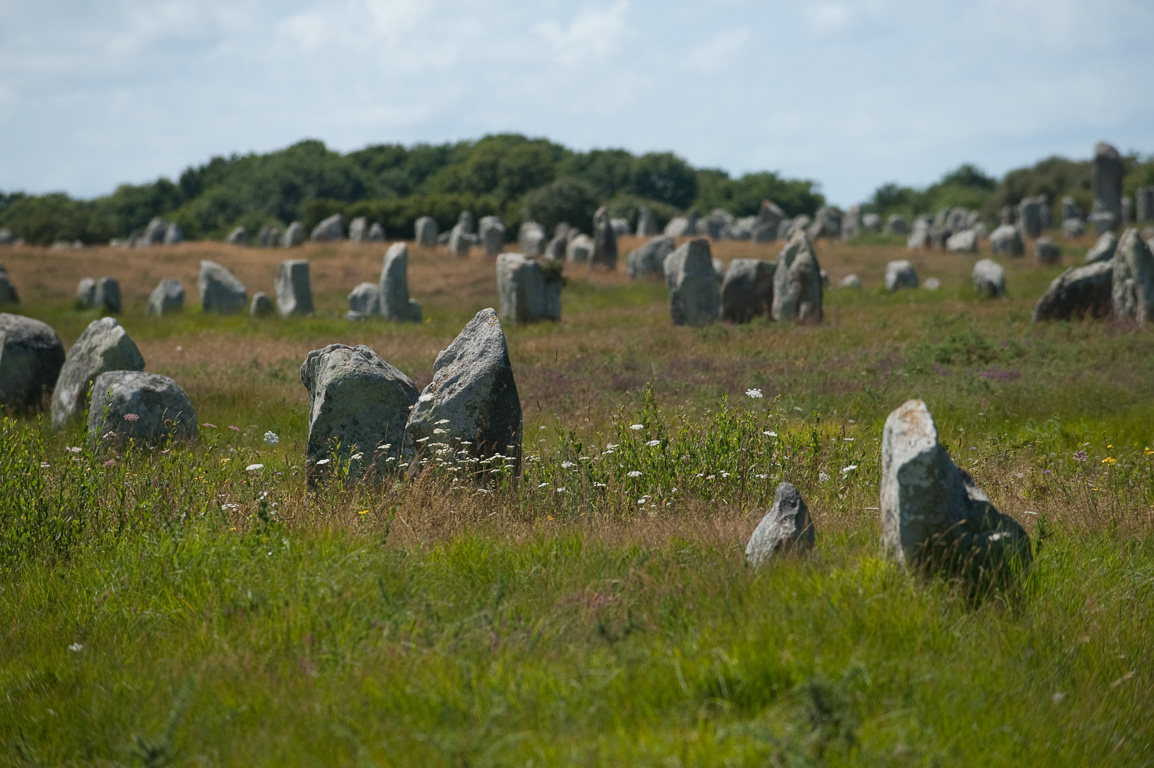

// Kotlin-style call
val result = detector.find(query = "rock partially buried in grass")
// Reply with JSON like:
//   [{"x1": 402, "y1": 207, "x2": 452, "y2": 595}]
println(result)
[
  {"x1": 972, "y1": 259, "x2": 1005, "y2": 298},
  {"x1": 76, "y1": 278, "x2": 97, "y2": 309},
  {"x1": 0, "y1": 313, "x2": 65, "y2": 409},
  {"x1": 404, "y1": 308, "x2": 522, "y2": 474},
  {"x1": 745, "y1": 482, "x2": 815, "y2": 567},
  {"x1": 664, "y1": 238, "x2": 719, "y2": 327},
  {"x1": 93, "y1": 277, "x2": 121, "y2": 314},
  {"x1": 300, "y1": 344, "x2": 419, "y2": 486},
  {"x1": 1035, "y1": 237, "x2": 1061, "y2": 266},
  {"x1": 1032, "y1": 261, "x2": 1114, "y2": 322},
  {"x1": 772, "y1": 230, "x2": 823, "y2": 323},
  {"x1": 198, "y1": 261, "x2": 247, "y2": 315},
  {"x1": 881, "y1": 400, "x2": 1031, "y2": 590},
  {"x1": 839, "y1": 274, "x2": 862, "y2": 290},
  {"x1": 347, "y1": 282, "x2": 381, "y2": 316},
  {"x1": 885, "y1": 260, "x2": 918, "y2": 292},
  {"x1": 51, "y1": 317, "x2": 145, "y2": 430},
  {"x1": 1111, "y1": 228, "x2": 1154, "y2": 325},
  {"x1": 310, "y1": 214, "x2": 344, "y2": 243},
  {"x1": 276, "y1": 259, "x2": 314, "y2": 317},
  {"x1": 720, "y1": 258, "x2": 775, "y2": 323},
  {"x1": 625, "y1": 235, "x2": 675, "y2": 280},
  {"x1": 281, "y1": 221, "x2": 306, "y2": 247},
  {"x1": 147, "y1": 279, "x2": 184, "y2": 316},
  {"x1": 990, "y1": 225, "x2": 1024, "y2": 256},
  {"x1": 86, "y1": 370, "x2": 197, "y2": 448},
  {"x1": 250, "y1": 292, "x2": 275, "y2": 317}
]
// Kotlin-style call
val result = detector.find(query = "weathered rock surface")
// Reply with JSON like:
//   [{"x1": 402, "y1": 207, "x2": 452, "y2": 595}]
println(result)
[
  {"x1": 945, "y1": 229, "x2": 979, "y2": 253},
  {"x1": 0, "y1": 313, "x2": 65, "y2": 409},
  {"x1": 881, "y1": 399, "x2": 1032, "y2": 585},
  {"x1": 664, "y1": 239, "x2": 719, "y2": 327},
  {"x1": 1062, "y1": 217, "x2": 1085, "y2": 238},
  {"x1": 772, "y1": 230, "x2": 823, "y2": 323},
  {"x1": 907, "y1": 218, "x2": 931, "y2": 249},
  {"x1": 348, "y1": 217, "x2": 368, "y2": 245},
  {"x1": 745, "y1": 482, "x2": 815, "y2": 567},
  {"x1": 1035, "y1": 237, "x2": 1061, "y2": 265},
  {"x1": 610, "y1": 218, "x2": 632, "y2": 237},
  {"x1": 1032, "y1": 261, "x2": 1114, "y2": 322},
  {"x1": 1017, "y1": 197, "x2": 1045, "y2": 238},
  {"x1": 282, "y1": 221, "x2": 306, "y2": 247},
  {"x1": 147, "y1": 279, "x2": 184, "y2": 316},
  {"x1": 480, "y1": 216, "x2": 507, "y2": 257},
  {"x1": 497, "y1": 253, "x2": 548, "y2": 323},
  {"x1": 311, "y1": 214, "x2": 345, "y2": 242},
  {"x1": 591, "y1": 206, "x2": 617, "y2": 269},
  {"x1": 347, "y1": 282, "x2": 381, "y2": 316},
  {"x1": 86, "y1": 371, "x2": 197, "y2": 448},
  {"x1": 449, "y1": 224, "x2": 472, "y2": 258},
  {"x1": 51, "y1": 317, "x2": 145, "y2": 430},
  {"x1": 720, "y1": 259, "x2": 775, "y2": 323},
  {"x1": 1137, "y1": 185, "x2": 1154, "y2": 223},
  {"x1": 885, "y1": 260, "x2": 919, "y2": 291},
  {"x1": 625, "y1": 235, "x2": 676, "y2": 280},
  {"x1": 923, "y1": 277, "x2": 942, "y2": 291},
  {"x1": 839, "y1": 274, "x2": 862, "y2": 289},
  {"x1": 637, "y1": 206, "x2": 658, "y2": 237},
  {"x1": 0, "y1": 262, "x2": 16, "y2": 305},
  {"x1": 990, "y1": 225, "x2": 1025, "y2": 256},
  {"x1": 250, "y1": 292, "x2": 275, "y2": 317},
  {"x1": 93, "y1": 277, "x2": 121, "y2": 313},
  {"x1": 566, "y1": 234, "x2": 593, "y2": 264},
  {"x1": 664, "y1": 216, "x2": 690, "y2": 238},
  {"x1": 300, "y1": 344, "x2": 418, "y2": 485},
  {"x1": 76, "y1": 278, "x2": 96, "y2": 309},
  {"x1": 415, "y1": 216, "x2": 438, "y2": 247},
  {"x1": 1111, "y1": 228, "x2": 1154, "y2": 325},
  {"x1": 404, "y1": 308, "x2": 522, "y2": 472},
  {"x1": 1085, "y1": 231, "x2": 1118, "y2": 264},
  {"x1": 258, "y1": 225, "x2": 281, "y2": 248},
  {"x1": 1091, "y1": 142, "x2": 1123, "y2": 233},
  {"x1": 972, "y1": 259, "x2": 1005, "y2": 298},
  {"x1": 275, "y1": 259, "x2": 314, "y2": 317},
  {"x1": 367, "y1": 222, "x2": 385, "y2": 242},
  {"x1": 164, "y1": 222, "x2": 184, "y2": 245},
  {"x1": 379, "y1": 243, "x2": 422, "y2": 323},
  {"x1": 518, "y1": 221, "x2": 546, "y2": 258},
  {"x1": 808, "y1": 206, "x2": 842, "y2": 239},
  {"x1": 886, "y1": 214, "x2": 909, "y2": 235},
  {"x1": 198, "y1": 261, "x2": 247, "y2": 315},
  {"x1": 143, "y1": 218, "x2": 168, "y2": 245},
  {"x1": 226, "y1": 226, "x2": 247, "y2": 246}
]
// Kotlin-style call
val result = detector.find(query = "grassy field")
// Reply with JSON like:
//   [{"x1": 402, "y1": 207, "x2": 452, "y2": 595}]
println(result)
[{"x1": 1, "y1": 234, "x2": 1153, "y2": 766}]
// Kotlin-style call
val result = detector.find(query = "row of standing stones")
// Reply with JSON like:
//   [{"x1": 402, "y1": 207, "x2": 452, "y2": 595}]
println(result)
[{"x1": 0, "y1": 304, "x2": 1041, "y2": 590}]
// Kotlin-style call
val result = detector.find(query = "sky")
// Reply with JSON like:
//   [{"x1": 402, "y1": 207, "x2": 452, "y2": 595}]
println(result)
[{"x1": 1, "y1": 0, "x2": 1153, "y2": 207}]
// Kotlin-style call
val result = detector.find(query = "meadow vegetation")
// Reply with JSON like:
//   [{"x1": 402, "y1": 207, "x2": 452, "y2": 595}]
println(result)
[{"x1": 1, "y1": 235, "x2": 1152, "y2": 765}]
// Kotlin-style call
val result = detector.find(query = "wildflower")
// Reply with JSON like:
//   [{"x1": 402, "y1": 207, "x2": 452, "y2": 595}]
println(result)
[
  {"x1": 418, "y1": 393, "x2": 435, "y2": 403},
  {"x1": 763, "y1": 431, "x2": 777, "y2": 437},
  {"x1": 263, "y1": 431, "x2": 279, "y2": 446},
  {"x1": 222, "y1": 503, "x2": 239, "y2": 511},
  {"x1": 434, "y1": 428, "x2": 447, "y2": 435},
  {"x1": 630, "y1": 424, "x2": 643, "y2": 431},
  {"x1": 721, "y1": 472, "x2": 731, "y2": 478},
  {"x1": 593, "y1": 482, "x2": 607, "y2": 488},
  {"x1": 841, "y1": 464, "x2": 857, "y2": 475},
  {"x1": 39, "y1": 461, "x2": 50, "y2": 468},
  {"x1": 745, "y1": 388, "x2": 763, "y2": 399},
  {"x1": 1102, "y1": 457, "x2": 1117, "y2": 466},
  {"x1": 755, "y1": 473, "x2": 768, "y2": 480},
  {"x1": 646, "y1": 439, "x2": 661, "y2": 447},
  {"x1": 359, "y1": 510, "x2": 369, "y2": 515},
  {"x1": 556, "y1": 487, "x2": 566, "y2": 493},
  {"x1": 202, "y1": 423, "x2": 217, "y2": 428},
  {"x1": 123, "y1": 413, "x2": 140, "y2": 422},
  {"x1": 315, "y1": 458, "x2": 330, "y2": 466},
  {"x1": 228, "y1": 425, "x2": 240, "y2": 432},
  {"x1": 103, "y1": 459, "x2": 117, "y2": 468},
  {"x1": 561, "y1": 461, "x2": 576, "y2": 469},
  {"x1": 351, "y1": 452, "x2": 363, "y2": 461},
  {"x1": 415, "y1": 436, "x2": 430, "y2": 443},
  {"x1": 819, "y1": 471, "x2": 830, "y2": 482},
  {"x1": 220, "y1": 458, "x2": 230, "y2": 463},
  {"x1": 1073, "y1": 450, "x2": 1088, "y2": 462},
  {"x1": 627, "y1": 470, "x2": 642, "y2": 478},
  {"x1": 68, "y1": 643, "x2": 82, "y2": 652},
  {"x1": 66, "y1": 446, "x2": 82, "y2": 453},
  {"x1": 538, "y1": 482, "x2": 551, "y2": 488},
  {"x1": 435, "y1": 419, "x2": 450, "y2": 425},
  {"x1": 1145, "y1": 448, "x2": 1153, "y2": 456},
  {"x1": 245, "y1": 463, "x2": 264, "y2": 472}
]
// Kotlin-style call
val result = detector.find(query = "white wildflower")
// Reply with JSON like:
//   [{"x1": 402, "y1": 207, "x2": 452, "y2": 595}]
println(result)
[
  {"x1": 263, "y1": 431, "x2": 279, "y2": 446},
  {"x1": 841, "y1": 464, "x2": 857, "y2": 475},
  {"x1": 627, "y1": 470, "x2": 642, "y2": 478},
  {"x1": 763, "y1": 431, "x2": 777, "y2": 437},
  {"x1": 630, "y1": 424, "x2": 643, "y2": 431},
  {"x1": 745, "y1": 388, "x2": 763, "y2": 399},
  {"x1": 561, "y1": 461, "x2": 576, "y2": 469},
  {"x1": 819, "y1": 472, "x2": 831, "y2": 482},
  {"x1": 68, "y1": 643, "x2": 83, "y2": 652},
  {"x1": 315, "y1": 458, "x2": 330, "y2": 466},
  {"x1": 350, "y1": 452, "x2": 363, "y2": 461},
  {"x1": 593, "y1": 482, "x2": 607, "y2": 488},
  {"x1": 646, "y1": 439, "x2": 661, "y2": 447},
  {"x1": 433, "y1": 428, "x2": 447, "y2": 435},
  {"x1": 245, "y1": 463, "x2": 264, "y2": 472},
  {"x1": 435, "y1": 419, "x2": 450, "y2": 425},
  {"x1": 538, "y1": 482, "x2": 551, "y2": 488}
]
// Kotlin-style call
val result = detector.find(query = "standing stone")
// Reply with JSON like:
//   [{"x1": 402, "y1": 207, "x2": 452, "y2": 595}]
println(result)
[
  {"x1": 1122, "y1": 197, "x2": 1133, "y2": 224},
  {"x1": 198, "y1": 260, "x2": 248, "y2": 315},
  {"x1": 258, "y1": 225, "x2": 279, "y2": 248},
  {"x1": 367, "y1": 222, "x2": 386, "y2": 242},
  {"x1": 591, "y1": 206, "x2": 618, "y2": 269},
  {"x1": 545, "y1": 233, "x2": 568, "y2": 262},
  {"x1": 841, "y1": 206, "x2": 863, "y2": 240},
  {"x1": 720, "y1": 259, "x2": 775, "y2": 324},
  {"x1": 517, "y1": 221, "x2": 546, "y2": 258},
  {"x1": 250, "y1": 292, "x2": 275, "y2": 317},
  {"x1": 1091, "y1": 142, "x2": 1124, "y2": 233},
  {"x1": 663, "y1": 238, "x2": 719, "y2": 327},
  {"x1": 0, "y1": 261, "x2": 16, "y2": 306},
  {"x1": 703, "y1": 209, "x2": 734, "y2": 240},
  {"x1": 300, "y1": 344, "x2": 418, "y2": 486},
  {"x1": 403, "y1": 308, "x2": 522, "y2": 473},
  {"x1": 449, "y1": 224, "x2": 472, "y2": 258},
  {"x1": 1035, "y1": 237, "x2": 1061, "y2": 266},
  {"x1": 0, "y1": 313, "x2": 65, "y2": 409},
  {"x1": 457, "y1": 210, "x2": 475, "y2": 235},
  {"x1": 945, "y1": 229, "x2": 979, "y2": 253},
  {"x1": 1062, "y1": 218, "x2": 1086, "y2": 238},
  {"x1": 886, "y1": 214, "x2": 909, "y2": 235},
  {"x1": 625, "y1": 235, "x2": 676, "y2": 280},
  {"x1": 1085, "y1": 231, "x2": 1118, "y2": 264},
  {"x1": 226, "y1": 226, "x2": 247, "y2": 246},
  {"x1": 664, "y1": 216, "x2": 691, "y2": 237},
  {"x1": 497, "y1": 253, "x2": 547, "y2": 323},
  {"x1": 1061, "y1": 197, "x2": 1078, "y2": 221},
  {"x1": 772, "y1": 230, "x2": 823, "y2": 324},
  {"x1": 348, "y1": 217, "x2": 369, "y2": 245},
  {"x1": 808, "y1": 206, "x2": 842, "y2": 239},
  {"x1": 76, "y1": 278, "x2": 96, "y2": 309},
  {"x1": 723, "y1": 217, "x2": 756, "y2": 241},
  {"x1": 610, "y1": 218, "x2": 632, "y2": 237},
  {"x1": 143, "y1": 218, "x2": 168, "y2": 245},
  {"x1": 415, "y1": 216, "x2": 439, "y2": 247},
  {"x1": 1032, "y1": 261, "x2": 1114, "y2": 322},
  {"x1": 839, "y1": 274, "x2": 862, "y2": 289},
  {"x1": 86, "y1": 371, "x2": 197, "y2": 448},
  {"x1": 282, "y1": 221, "x2": 306, "y2": 247},
  {"x1": 637, "y1": 206, "x2": 658, "y2": 237},
  {"x1": 93, "y1": 277, "x2": 121, "y2": 314},
  {"x1": 862, "y1": 213, "x2": 882, "y2": 232},
  {"x1": 989, "y1": 225, "x2": 1025, "y2": 256},
  {"x1": 885, "y1": 260, "x2": 919, "y2": 291},
  {"x1": 147, "y1": 279, "x2": 184, "y2": 316},
  {"x1": 164, "y1": 222, "x2": 184, "y2": 245},
  {"x1": 379, "y1": 243, "x2": 422, "y2": 323},
  {"x1": 1017, "y1": 197, "x2": 1044, "y2": 238},
  {"x1": 972, "y1": 259, "x2": 1005, "y2": 298},
  {"x1": 274, "y1": 260, "x2": 313, "y2": 317},
  {"x1": 907, "y1": 218, "x2": 931, "y2": 250},
  {"x1": 51, "y1": 317, "x2": 145, "y2": 430},
  {"x1": 347, "y1": 282, "x2": 381, "y2": 317},
  {"x1": 1136, "y1": 186, "x2": 1154, "y2": 223},
  {"x1": 566, "y1": 234, "x2": 594, "y2": 264},
  {"x1": 1112, "y1": 228, "x2": 1154, "y2": 325},
  {"x1": 0, "y1": 230, "x2": 13, "y2": 246},
  {"x1": 473, "y1": 216, "x2": 501, "y2": 257},
  {"x1": 310, "y1": 214, "x2": 345, "y2": 242},
  {"x1": 881, "y1": 400, "x2": 1031, "y2": 585},
  {"x1": 745, "y1": 482, "x2": 815, "y2": 567}
]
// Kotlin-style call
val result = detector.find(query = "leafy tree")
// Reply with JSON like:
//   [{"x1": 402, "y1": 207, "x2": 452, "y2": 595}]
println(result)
[
  {"x1": 629, "y1": 152, "x2": 698, "y2": 208},
  {"x1": 520, "y1": 178, "x2": 600, "y2": 234}
]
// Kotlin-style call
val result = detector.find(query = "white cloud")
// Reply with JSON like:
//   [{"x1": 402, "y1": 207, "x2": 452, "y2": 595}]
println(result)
[
  {"x1": 534, "y1": 1, "x2": 629, "y2": 67},
  {"x1": 688, "y1": 27, "x2": 750, "y2": 71}
]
